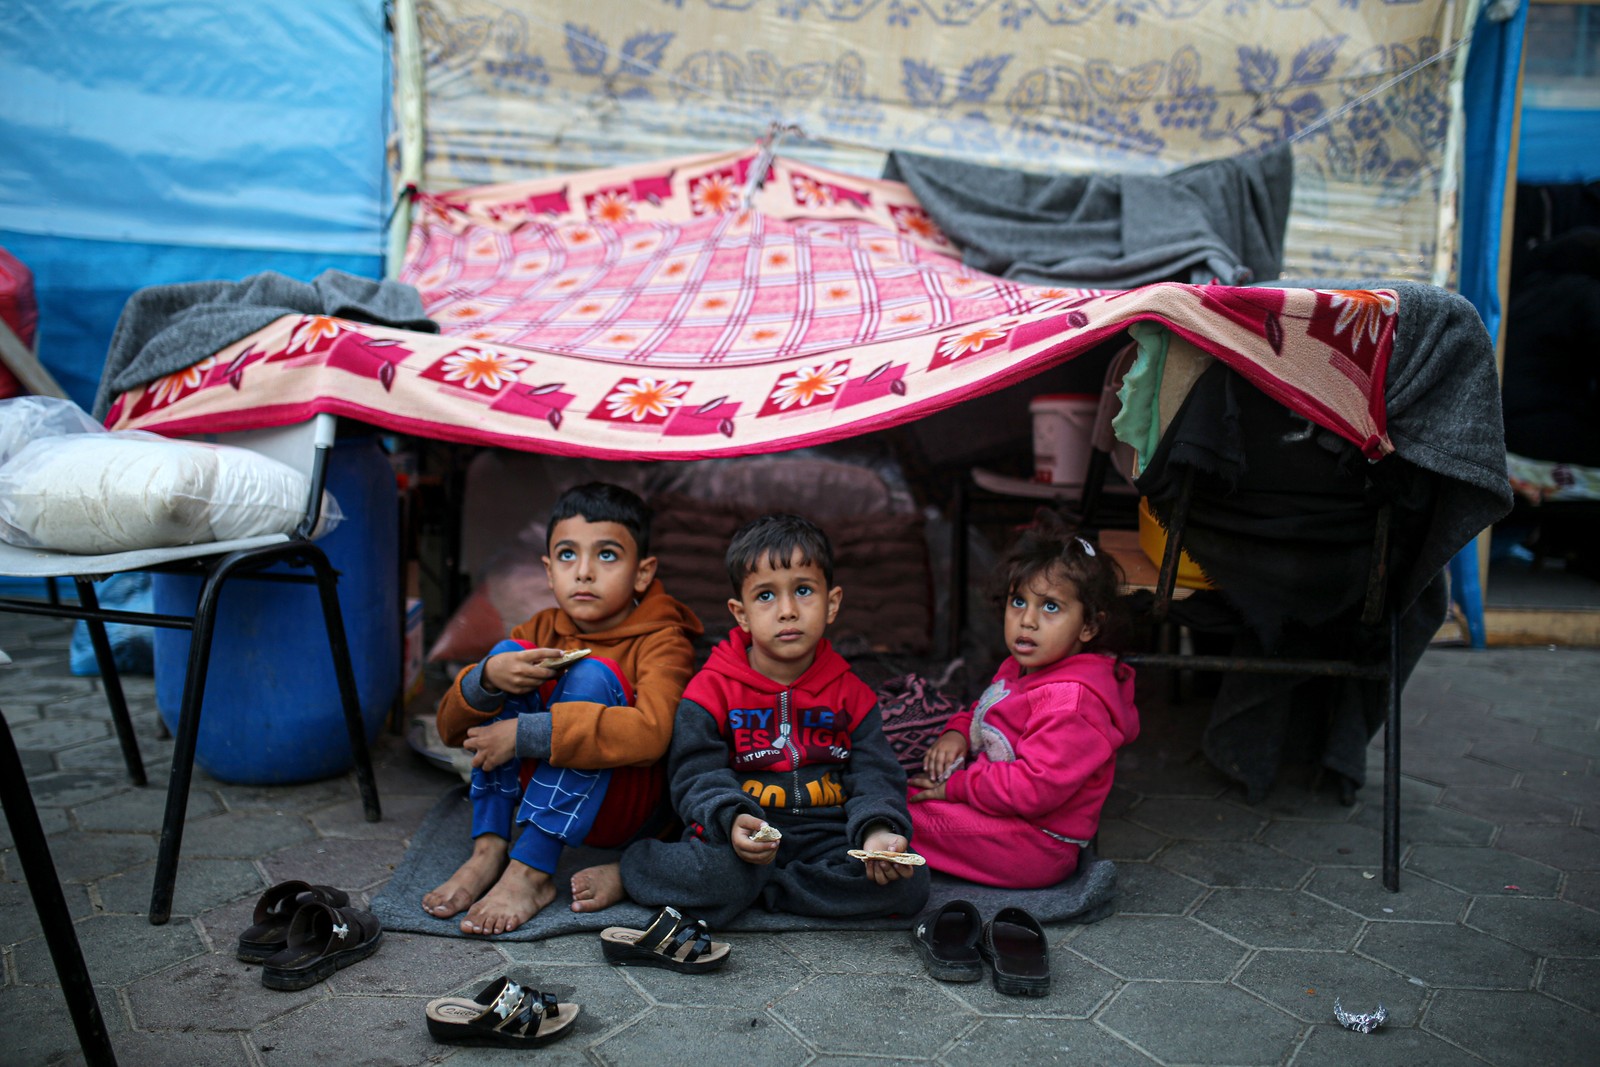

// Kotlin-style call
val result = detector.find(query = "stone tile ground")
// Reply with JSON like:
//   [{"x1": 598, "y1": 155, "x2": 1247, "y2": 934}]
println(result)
[{"x1": 3, "y1": 613, "x2": 1597, "y2": 1065}]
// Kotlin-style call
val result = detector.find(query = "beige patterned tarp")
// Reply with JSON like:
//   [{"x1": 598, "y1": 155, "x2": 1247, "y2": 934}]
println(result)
[{"x1": 405, "y1": 0, "x2": 1476, "y2": 284}]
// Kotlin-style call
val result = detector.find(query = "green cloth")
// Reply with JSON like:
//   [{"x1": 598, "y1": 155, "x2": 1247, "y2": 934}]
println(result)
[{"x1": 1111, "y1": 320, "x2": 1171, "y2": 471}]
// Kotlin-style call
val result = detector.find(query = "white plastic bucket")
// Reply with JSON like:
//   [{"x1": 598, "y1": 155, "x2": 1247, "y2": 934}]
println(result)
[{"x1": 1029, "y1": 393, "x2": 1099, "y2": 488}]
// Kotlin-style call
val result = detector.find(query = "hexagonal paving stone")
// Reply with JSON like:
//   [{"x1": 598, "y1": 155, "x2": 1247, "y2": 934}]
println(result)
[
  {"x1": 1066, "y1": 915, "x2": 1246, "y2": 982},
  {"x1": 309, "y1": 791, "x2": 440, "y2": 841},
  {"x1": 1519, "y1": 760, "x2": 1600, "y2": 805},
  {"x1": 182, "y1": 812, "x2": 318, "y2": 858},
  {"x1": 38, "y1": 829, "x2": 158, "y2": 883},
  {"x1": 1114, "y1": 862, "x2": 1207, "y2": 916},
  {"x1": 1260, "y1": 818, "x2": 1383, "y2": 867},
  {"x1": 595, "y1": 1004, "x2": 811, "y2": 1065},
  {"x1": 617, "y1": 932, "x2": 813, "y2": 1010},
  {"x1": 1100, "y1": 980, "x2": 1302, "y2": 1065},
  {"x1": 107, "y1": 1031, "x2": 257, "y2": 1066},
  {"x1": 54, "y1": 735, "x2": 173, "y2": 775},
  {"x1": 320, "y1": 931, "x2": 505, "y2": 997},
  {"x1": 1469, "y1": 739, "x2": 1589, "y2": 776},
  {"x1": 1404, "y1": 843, "x2": 1561, "y2": 897},
  {"x1": 1158, "y1": 840, "x2": 1311, "y2": 889},
  {"x1": 1441, "y1": 785, "x2": 1579, "y2": 827},
  {"x1": 1112, "y1": 752, "x2": 1230, "y2": 799},
  {"x1": 1128, "y1": 797, "x2": 1267, "y2": 841},
  {"x1": 9, "y1": 715, "x2": 110, "y2": 751},
  {"x1": 19, "y1": 770, "x2": 131, "y2": 810},
  {"x1": 1426, "y1": 988, "x2": 1600, "y2": 1067},
  {"x1": 252, "y1": 994, "x2": 438, "y2": 1066},
  {"x1": 941, "y1": 946, "x2": 1120, "y2": 1019},
  {"x1": 125, "y1": 951, "x2": 325, "y2": 1030},
  {"x1": 1491, "y1": 700, "x2": 1597, "y2": 729},
  {"x1": 0, "y1": 982, "x2": 127, "y2": 1066},
  {"x1": 1236, "y1": 947, "x2": 1427, "y2": 1025},
  {"x1": 501, "y1": 928, "x2": 637, "y2": 967},
  {"x1": 211, "y1": 775, "x2": 356, "y2": 815},
  {"x1": 945, "y1": 1016, "x2": 1157, "y2": 1065},
  {"x1": 1357, "y1": 921, "x2": 1535, "y2": 989},
  {"x1": 1465, "y1": 895, "x2": 1600, "y2": 958},
  {"x1": 1400, "y1": 751, "x2": 1517, "y2": 791},
  {"x1": 1302, "y1": 867, "x2": 1469, "y2": 923},
  {"x1": 2, "y1": 675, "x2": 98, "y2": 704},
  {"x1": 1494, "y1": 824, "x2": 1600, "y2": 872},
  {"x1": 771, "y1": 927, "x2": 919, "y2": 976},
  {"x1": 72, "y1": 783, "x2": 220, "y2": 831},
  {"x1": 0, "y1": 876, "x2": 96, "y2": 942},
  {"x1": 1540, "y1": 956, "x2": 1600, "y2": 1015},
  {"x1": 1349, "y1": 796, "x2": 1496, "y2": 847},
  {"x1": 1193, "y1": 888, "x2": 1365, "y2": 951},
  {"x1": 770, "y1": 972, "x2": 969, "y2": 1058},
  {"x1": 261, "y1": 837, "x2": 406, "y2": 893},
  {"x1": 1292, "y1": 1022, "x2": 1483, "y2": 1066},
  {"x1": 97, "y1": 857, "x2": 264, "y2": 919},
  {"x1": 0, "y1": 800, "x2": 69, "y2": 846},
  {"x1": 1535, "y1": 726, "x2": 1600, "y2": 760},
  {"x1": 1095, "y1": 816, "x2": 1169, "y2": 862},
  {"x1": 10, "y1": 912, "x2": 205, "y2": 986},
  {"x1": 1563, "y1": 871, "x2": 1600, "y2": 912}
]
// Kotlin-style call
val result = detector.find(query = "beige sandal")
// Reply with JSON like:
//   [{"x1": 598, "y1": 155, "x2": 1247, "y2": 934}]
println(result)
[
  {"x1": 425, "y1": 976, "x2": 579, "y2": 1047},
  {"x1": 600, "y1": 906, "x2": 730, "y2": 973}
]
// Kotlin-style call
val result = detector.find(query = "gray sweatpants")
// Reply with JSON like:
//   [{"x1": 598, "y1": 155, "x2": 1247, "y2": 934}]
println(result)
[{"x1": 619, "y1": 818, "x2": 930, "y2": 929}]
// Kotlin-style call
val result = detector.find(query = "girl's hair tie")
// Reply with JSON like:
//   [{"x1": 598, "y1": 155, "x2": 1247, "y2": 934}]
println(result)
[{"x1": 1075, "y1": 536, "x2": 1096, "y2": 557}]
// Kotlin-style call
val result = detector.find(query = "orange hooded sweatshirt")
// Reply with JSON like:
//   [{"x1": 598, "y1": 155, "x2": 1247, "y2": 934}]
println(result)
[{"x1": 436, "y1": 578, "x2": 703, "y2": 770}]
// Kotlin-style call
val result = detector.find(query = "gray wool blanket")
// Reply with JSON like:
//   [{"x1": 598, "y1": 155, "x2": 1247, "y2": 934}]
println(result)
[
  {"x1": 369, "y1": 785, "x2": 1119, "y2": 941},
  {"x1": 1141, "y1": 280, "x2": 1512, "y2": 800},
  {"x1": 92, "y1": 269, "x2": 436, "y2": 419},
  {"x1": 882, "y1": 143, "x2": 1294, "y2": 289}
]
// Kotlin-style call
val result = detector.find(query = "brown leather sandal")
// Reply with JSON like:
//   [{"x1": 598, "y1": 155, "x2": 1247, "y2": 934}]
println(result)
[
  {"x1": 237, "y1": 880, "x2": 350, "y2": 963},
  {"x1": 260, "y1": 901, "x2": 382, "y2": 990}
]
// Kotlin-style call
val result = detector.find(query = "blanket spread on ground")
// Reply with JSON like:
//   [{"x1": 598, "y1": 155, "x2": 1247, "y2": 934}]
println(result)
[
  {"x1": 368, "y1": 785, "x2": 1119, "y2": 941},
  {"x1": 104, "y1": 147, "x2": 1395, "y2": 462}
]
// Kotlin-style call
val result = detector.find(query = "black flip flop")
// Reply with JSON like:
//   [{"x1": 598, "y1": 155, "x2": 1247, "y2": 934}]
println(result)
[
  {"x1": 912, "y1": 899, "x2": 983, "y2": 982},
  {"x1": 260, "y1": 901, "x2": 383, "y2": 991},
  {"x1": 979, "y1": 905, "x2": 1051, "y2": 996},
  {"x1": 600, "y1": 906, "x2": 730, "y2": 973},
  {"x1": 426, "y1": 976, "x2": 579, "y2": 1047},
  {"x1": 237, "y1": 880, "x2": 350, "y2": 963}
]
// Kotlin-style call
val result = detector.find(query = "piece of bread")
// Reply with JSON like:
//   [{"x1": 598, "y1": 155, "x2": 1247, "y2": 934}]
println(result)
[
  {"x1": 847, "y1": 848, "x2": 925, "y2": 866},
  {"x1": 751, "y1": 823, "x2": 782, "y2": 843}
]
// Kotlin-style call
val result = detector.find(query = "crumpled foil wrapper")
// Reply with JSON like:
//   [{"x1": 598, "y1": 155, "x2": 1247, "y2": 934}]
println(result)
[{"x1": 1333, "y1": 998, "x2": 1388, "y2": 1034}]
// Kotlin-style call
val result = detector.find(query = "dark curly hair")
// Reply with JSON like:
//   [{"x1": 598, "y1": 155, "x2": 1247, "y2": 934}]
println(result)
[{"x1": 995, "y1": 508, "x2": 1126, "y2": 653}]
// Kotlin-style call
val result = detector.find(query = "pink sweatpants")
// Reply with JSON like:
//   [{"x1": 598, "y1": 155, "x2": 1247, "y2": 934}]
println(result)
[{"x1": 908, "y1": 796, "x2": 1081, "y2": 888}]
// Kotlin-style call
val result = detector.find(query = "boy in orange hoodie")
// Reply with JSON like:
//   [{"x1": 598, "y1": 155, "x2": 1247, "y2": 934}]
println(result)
[{"x1": 425, "y1": 483, "x2": 702, "y2": 935}]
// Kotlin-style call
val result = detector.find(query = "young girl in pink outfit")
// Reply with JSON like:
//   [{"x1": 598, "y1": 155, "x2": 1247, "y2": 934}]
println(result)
[{"x1": 908, "y1": 511, "x2": 1139, "y2": 887}]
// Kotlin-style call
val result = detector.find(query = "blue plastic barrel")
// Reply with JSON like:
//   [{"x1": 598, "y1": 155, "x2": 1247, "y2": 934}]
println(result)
[{"x1": 151, "y1": 436, "x2": 398, "y2": 784}]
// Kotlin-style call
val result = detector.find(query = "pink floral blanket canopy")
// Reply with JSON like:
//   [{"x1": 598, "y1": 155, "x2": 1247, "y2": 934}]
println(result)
[{"x1": 107, "y1": 148, "x2": 1395, "y2": 459}]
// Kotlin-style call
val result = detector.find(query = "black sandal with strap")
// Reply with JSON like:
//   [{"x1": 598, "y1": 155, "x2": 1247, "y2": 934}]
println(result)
[
  {"x1": 237, "y1": 881, "x2": 350, "y2": 963},
  {"x1": 599, "y1": 906, "x2": 731, "y2": 973},
  {"x1": 260, "y1": 901, "x2": 383, "y2": 990},
  {"x1": 425, "y1": 976, "x2": 579, "y2": 1047}
]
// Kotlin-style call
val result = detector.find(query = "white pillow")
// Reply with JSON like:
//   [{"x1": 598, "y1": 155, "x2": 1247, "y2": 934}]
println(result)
[{"x1": 0, "y1": 433, "x2": 332, "y2": 554}]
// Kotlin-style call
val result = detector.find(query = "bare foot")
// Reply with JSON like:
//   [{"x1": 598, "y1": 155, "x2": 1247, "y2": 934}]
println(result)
[
  {"x1": 422, "y1": 836, "x2": 509, "y2": 918},
  {"x1": 569, "y1": 862, "x2": 626, "y2": 913},
  {"x1": 460, "y1": 861, "x2": 558, "y2": 935}
]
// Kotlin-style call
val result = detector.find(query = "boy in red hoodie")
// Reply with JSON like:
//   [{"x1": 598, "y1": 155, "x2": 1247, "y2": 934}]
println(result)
[
  {"x1": 425, "y1": 483, "x2": 701, "y2": 935},
  {"x1": 570, "y1": 513, "x2": 928, "y2": 928}
]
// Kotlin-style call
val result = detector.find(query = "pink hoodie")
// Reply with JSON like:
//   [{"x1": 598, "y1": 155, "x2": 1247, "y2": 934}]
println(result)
[{"x1": 940, "y1": 652, "x2": 1139, "y2": 844}]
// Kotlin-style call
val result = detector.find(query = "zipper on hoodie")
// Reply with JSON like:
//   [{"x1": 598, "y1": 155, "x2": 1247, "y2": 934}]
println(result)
[{"x1": 778, "y1": 689, "x2": 803, "y2": 814}]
